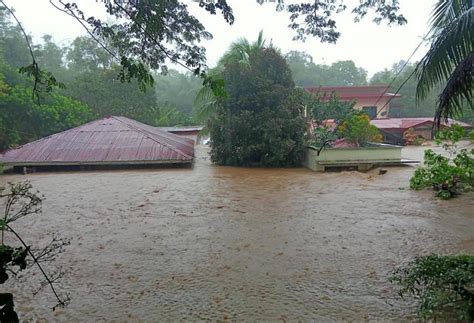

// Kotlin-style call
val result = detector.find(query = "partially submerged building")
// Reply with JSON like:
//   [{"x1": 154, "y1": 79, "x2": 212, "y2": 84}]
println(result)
[
  {"x1": 305, "y1": 85, "x2": 472, "y2": 144},
  {"x1": 371, "y1": 117, "x2": 473, "y2": 142},
  {"x1": 305, "y1": 85, "x2": 400, "y2": 119},
  {"x1": 0, "y1": 116, "x2": 195, "y2": 172}
]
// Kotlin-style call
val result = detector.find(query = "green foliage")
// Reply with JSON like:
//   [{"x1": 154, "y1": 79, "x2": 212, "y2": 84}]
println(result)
[
  {"x1": 311, "y1": 126, "x2": 338, "y2": 150},
  {"x1": 308, "y1": 92, "x2": 357, "y2": 125},
  {"x1": 409, "y1": 125, "x2": 474, "y2": 199},
  {"x1": 370, "y1": 61, "x2": 442, "y2": 118},
  {"x1": 415, "y1": 0, "x2": 473, "y2": 126},
  {"x1": 391, "y1": 254, "x2": 474, "y2": 320},
  {"x1": 285, "y1": 51, "x2": 368, "y2": 87},
  {"x1": 155, "y1": 105, "x2": 194, "y2": 126},
  {"x1": 0, "y1": 82, "x2": 93, "y2": 151},
  {"x1": 63, "y1": 66, "x2": 158, "y2": 124},
  {"x1": 209, "y1": 48, "x2": 307, "y2": 167},
  {"x1": 338, "y1": 114, "x2": 382, "y2": 146}
]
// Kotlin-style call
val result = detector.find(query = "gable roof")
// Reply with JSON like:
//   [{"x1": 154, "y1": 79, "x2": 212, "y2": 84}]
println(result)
[{"x1": 0, "y1": 116, "x2": 195, "y2": 166}]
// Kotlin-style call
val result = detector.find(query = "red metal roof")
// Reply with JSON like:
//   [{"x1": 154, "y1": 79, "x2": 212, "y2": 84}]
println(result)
[
  {"x1": 0, "y1": 116, "x2": 195, "y2": 166},
  {"x1": 305, "y1": 85, "x2": 401, "y2": 100},
  {"x1": 371, "y1": 117, "x2": 473, "y2": 130}
]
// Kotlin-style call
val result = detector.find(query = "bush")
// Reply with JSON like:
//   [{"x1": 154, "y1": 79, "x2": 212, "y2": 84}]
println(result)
[
  {"x1": 337, "y1": 114, "x2": 382, "y2": 146},
  {"x1": 410, "y1": 125, "x2": 473, "y2": 199},
  {"x1": 391, "y1": 254, "x2": 474, "y2": 320}
]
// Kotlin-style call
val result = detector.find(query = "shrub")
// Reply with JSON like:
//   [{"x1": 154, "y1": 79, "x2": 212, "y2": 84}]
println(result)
[
  {"x1": 410, "y1": 125, "x2": 473, "y2": 199},
  {"x1": 337, "y1": 114, "x2": 382, "y2": 146},
  {"x1": 391, "y1": 254, "x2": 474, "y2": 320}
]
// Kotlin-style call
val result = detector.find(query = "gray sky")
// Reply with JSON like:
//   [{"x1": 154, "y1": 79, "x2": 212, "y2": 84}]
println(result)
[{"x1": 4, "y1": 0, "x2": 436, "y2": 77}]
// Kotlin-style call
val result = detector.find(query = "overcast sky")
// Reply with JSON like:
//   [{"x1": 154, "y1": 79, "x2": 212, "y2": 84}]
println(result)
[{"x1": 4, "y1": 0, "x2": 437, "y2": 77}]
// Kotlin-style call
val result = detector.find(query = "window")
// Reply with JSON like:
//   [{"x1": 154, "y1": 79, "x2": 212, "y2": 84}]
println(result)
[{"x1": 362, "y1": 106, "x2": 377, "y2": 119}]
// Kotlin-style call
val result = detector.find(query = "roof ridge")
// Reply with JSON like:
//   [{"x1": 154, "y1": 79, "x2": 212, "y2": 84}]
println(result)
[{"x1": 111, "y1": 116, "x2": 193, "y2": 159}]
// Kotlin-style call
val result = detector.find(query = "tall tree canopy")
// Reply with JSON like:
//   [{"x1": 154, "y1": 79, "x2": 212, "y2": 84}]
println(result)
[
  {"x1": 209, "y1": 47, "x2": 307, "y2": 167},
  {"x1": 285, "y1": 51, "x2": 368, "y2": 87}
]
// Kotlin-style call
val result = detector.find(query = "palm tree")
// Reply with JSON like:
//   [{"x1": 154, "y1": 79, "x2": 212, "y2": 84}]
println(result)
[
  {"x1": 217, "y1": 30, "x2": 267, "y2": 68},
  {"x1": 416, "y1": 0, "x2": 473, "y2": 127},
  {"x1": 194, "y1": 31, "x2": 268, "y2": 123}
]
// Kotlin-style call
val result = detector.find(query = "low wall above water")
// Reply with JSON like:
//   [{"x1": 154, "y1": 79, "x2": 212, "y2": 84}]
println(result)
[{"x1": 305, "y1": 144, "x2": 403, "y2": 171}]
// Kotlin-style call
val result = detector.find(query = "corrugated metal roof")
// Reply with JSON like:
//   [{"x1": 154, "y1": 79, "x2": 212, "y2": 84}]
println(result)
[
  {"x1": 371, "y1": 117, "x2": 473, "y2": 130},
  {"x1": 0, "y1": 116, "x2": 195, "y2": 166},
  {"x1": 305, "y1": 85, "x2": 401, "y2": 100}
]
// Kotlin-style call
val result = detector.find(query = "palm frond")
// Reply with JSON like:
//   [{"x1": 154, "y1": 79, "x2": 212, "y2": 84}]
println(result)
[
  {"x1": 416, "y1": 6, "x2": 473, "y2": 102},
  {"x1": 430, "y1": 0, "x2": 469, "y2": 30},
  {"x1": 255, "y1": 30, "x2": 266, "y2": 49},
  {"x1": 194, "y1": 81, "x2": 220, "y2": 122},
  {"x1": 434, "y1": 52, "x2": 473, "y2": 127}
]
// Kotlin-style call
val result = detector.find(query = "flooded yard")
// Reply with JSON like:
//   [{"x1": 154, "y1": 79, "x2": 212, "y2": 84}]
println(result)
[{"x1": 1, "y1": 145, "x2": 473, "y2": 321}]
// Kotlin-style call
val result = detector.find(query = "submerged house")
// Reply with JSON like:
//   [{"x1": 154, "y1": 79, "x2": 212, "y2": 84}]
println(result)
[
  {"x1": 0, "y1": 116, "x2": 195, "y2": 171},
  {"x1": 371, "y1": 118, "x2": 473, "y2": 142},
  {"x1": 305, "y1": 85, "x2": 400, "y2": 119},
  {"x1": 305, "y1": 85, "x2": 472, "y2": 144}
]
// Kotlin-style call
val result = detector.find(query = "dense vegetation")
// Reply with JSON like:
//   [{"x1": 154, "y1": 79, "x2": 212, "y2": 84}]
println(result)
[
  {"x1": 0, "y1": 3, "x2": 471, "y2": 153},
  {"x1": 392, "y1": 254, "x2": 474, "y2": 321},
  {"x1": 410, "y1": 125, "x2": 474, "y2": 199},
  {"x1": 209, "y1": 48, "x2": 307, "y2": 167}
]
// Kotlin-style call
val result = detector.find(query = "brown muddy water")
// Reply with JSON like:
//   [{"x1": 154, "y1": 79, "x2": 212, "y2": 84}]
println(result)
[{"x1": 1, "y1": 144, "x2": 473, "y2": 321}]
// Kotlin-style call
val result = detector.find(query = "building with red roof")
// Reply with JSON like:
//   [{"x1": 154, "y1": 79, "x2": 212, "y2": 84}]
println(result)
[
  {"x1": 0, "y1": 116, "x2": 195, "y2": 171},
  {"x1": 371, "y1": 117, "x2": 472, "y2": 143},
  {"x1": 305, "y1": 85, "x2": 400, "y2": 119},
  {"x1": 305, "y1": 85, "x2": 472, "y2": 144}
]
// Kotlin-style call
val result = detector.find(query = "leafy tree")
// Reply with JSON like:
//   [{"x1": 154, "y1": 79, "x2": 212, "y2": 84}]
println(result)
[
  {"x1": 154, "y1": 69, "x2": 202, "y2": 117},
  {"x1": 415, "y1": 0, "x2": 473, "y2": 126},
  {"x1": 34, "y1": 35, "x2": 67, "y2": 81},
  {"x1": 66, "y1": 36, "x2": 115, "y2": 74},
  {"x1": 209, "y1": 48, "x2": 307, "y2": 166},
  {"x1": 285, "y1": 51, "x2": 368, "y2": 87},
  {"x1": 0, "y1": 81, "x2": 93, "y2": 151},
  {"x1": 63, "y1": 65, "x2": 159, "y2": 124}
]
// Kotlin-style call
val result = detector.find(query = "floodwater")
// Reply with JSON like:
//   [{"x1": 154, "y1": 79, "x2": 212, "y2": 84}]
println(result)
[{"x1": 1, "y1": 144, "x2": 473, "y2": 321}]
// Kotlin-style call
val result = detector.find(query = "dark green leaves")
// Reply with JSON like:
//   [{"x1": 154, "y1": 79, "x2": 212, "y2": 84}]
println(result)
[
  {"x1": 409, "y1": 125, "x2": 473, "y2": 199},
  {"x1": 118, "y1": 56, "x2": 154, "y2": 92},
  {"x1": 392, "y1": 254, "x2": 474, "y2": 320},
  {"x1": 209, "y1": 48, "x2": 307, "y2": 167}
]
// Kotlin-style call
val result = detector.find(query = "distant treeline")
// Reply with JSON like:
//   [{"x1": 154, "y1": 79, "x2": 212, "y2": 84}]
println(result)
[{"x1": 0, "y1": 9, "x2": 471, "y2": 151}]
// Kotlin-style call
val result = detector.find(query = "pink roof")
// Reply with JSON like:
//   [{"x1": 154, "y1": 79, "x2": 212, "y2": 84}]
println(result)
[
  {"x1": 305, "y1": 85, "x2": 401, "y2": 100},
  {"x1": 370, "y1": 117, "x2": 473, "y2": 130},
  {"x1": 0, "y1": 116, "x2": 195, "y2": 166}
]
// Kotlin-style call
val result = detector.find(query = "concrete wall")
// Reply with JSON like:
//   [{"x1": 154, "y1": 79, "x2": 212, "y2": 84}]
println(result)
[{"x1": 305, "y1": 145, "x2": 402, "y2": 171}]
